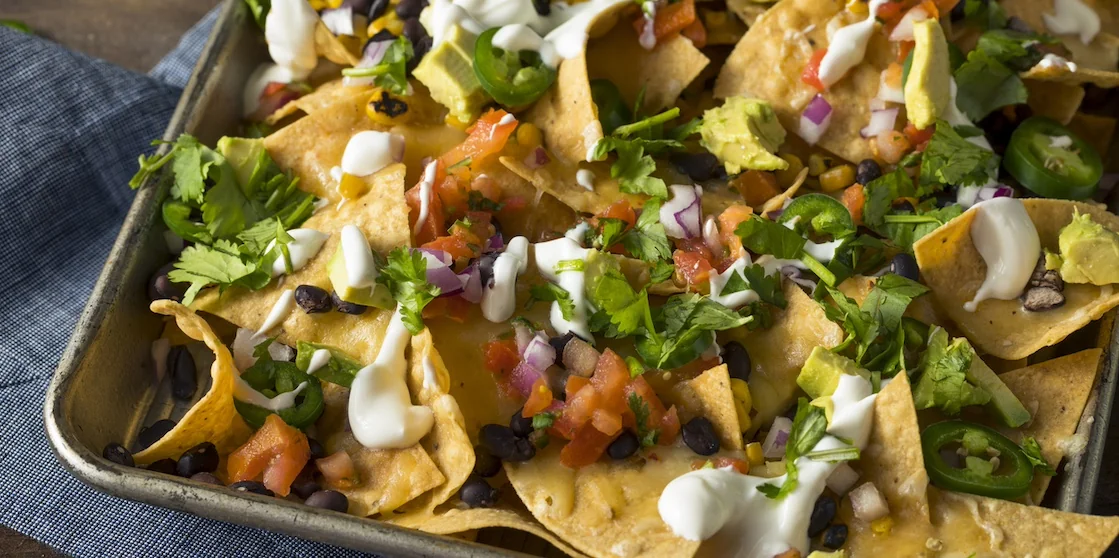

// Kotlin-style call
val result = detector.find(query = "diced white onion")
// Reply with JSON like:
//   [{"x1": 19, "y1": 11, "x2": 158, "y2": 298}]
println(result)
[
  {"x1": 860, "y1": 108, "x2": 899, "y2": 138},
  {"x1": 827, "y1": 462, "x2": 861, "y2": 495},
  {"x1": 849, "y1": 481, "x2": 890, "y2": 522},
  {"x1": 888, "y1": 5, "x2": 930, "y2": 42},
  {"x1": 763, "y1": 416, "x2": 794, "y2": 459}
]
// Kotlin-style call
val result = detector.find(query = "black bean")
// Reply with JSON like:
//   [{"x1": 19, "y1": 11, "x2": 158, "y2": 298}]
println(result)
[
  {"x1": 822, "y1": 524, "x2": 848, "y2": 549},
  {"x1": 888, "y1": 253, "x2": 919, "y2": 282},
  {"x1": 147, "y1": 458, "x2": 178, "y2": 475},
  {"x1": 808, "y1": 496, "x2": 837, "y2": 537},
  {"x1": 606, "y1": 431, "x2": 639, "y2": 460},
  {"x1": 230, "y1": 480, "x2": 274, "y2": 496},
  {"x1": 478, "y1": 252, "x2": 501, "y2": 290},
  {"x1": 670, "y1": 152, "x2": 722, "y2": 182},
  {"x1": 169, "y1": 346, "x2": 197, "y2": 401},
  {"x1": 479, "y1": 424, "x2": 519, "y2": 460},
  {"x1": 1007, "y1": 15, "x2": 1033, "y2": 33},
  {"x1": 291, "y1": 475, "x2": 322, "y2": 500},
  {"x1": 721, "y1": 341, "x2": 751, "y2": 382},
  {"x1": 510, "y1": 408, "x2": 534, "y2": 438},
  {"x1": 548, "y1": 332, "x2": 576, "y2": 358},
  {"x1": 190, "y1": 472, "x2": 223, "y2": 485},
  {"x1": 305, "y1": 490, "x2": 349, "y2": 512},
  {"x1": 176, "y1": 442, "x2": 219, "y2": 477},
  {"x1": 934, "y1": 190, "x2": 957, "y2": 208},
  {"x1": 366, "y1": 29, "x2": 396, "y2": 45},
  {"x1": 331, "y1": 292, "x2": 368, "y2": 315},
  {"x1": 136, "y1": 419, "x2": 176, "y2": 452},
  {"x1": 402, "y1": 17, "x2": 426, "y2": 46},
  {"x1": 682, "y1": 417, "x2": 720, "y2": 456},
  {"x1": 409, "y1": 35, "x2": 433, "y2": 70},
  {"x1": 367, "y1": 0, "x2": 390, "y2": 20},
  {"x1": 855, "y1": 159, "x2": 882, "y2": 186},
  {"x1": 473, "y1": 445, "x2": 502, "y2": 478},
  {"x1": 460, "y1": 476, "x2": 499, "y2": 508},
  {"x1": 295, "y1": 285, "x2": 333, "y2": 314},
  {"x1": 148, "y1": 263, "x2": 186, "y2": 302},
  {"x1": 394, "y1": 0, "x2": 427, "y2": 20},
  {"x1": 308, "y1": 437, "x2": 327, "y2": 460},
  {"x1": 532, "y1": 0, "x2": 551, "y2": 16},
  {"x1": 103, "y1": 443, "x2": 134, "y2": 467},
  {"x1": 510, "y1": 438, "x2": 536, "y2": 462}
]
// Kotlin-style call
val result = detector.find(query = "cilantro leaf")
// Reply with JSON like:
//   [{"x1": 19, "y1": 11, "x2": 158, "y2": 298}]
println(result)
[
  {"x1": 1021, "y1": 437, "x2": 1057, "y2": 476},
  {"x1": 964, "y1": 0, "x2": 1008, "y2": 31},
  {"x1": 593, "y1": 137, "x2": 672, "y2": 198},
  {"x1": 532, "y1": 412, "x2": 557, "y2": 430},
  {"x1": 954, "y1": 49, "x2": 1028, "y2": 122},
  {"x1": 627, "y1": 393, "x2": 660, "y2": 447},
  {"x1": 861, "y1": 274, "x2": 929, "y2": 331},
  {"x1": 586, "y1": 260, "x2": 650, "y2": 338},
  {"x1": 912, "y1": 327, "x2": 991, "y2": 415},
  {"x1": 242, "y1": 0, "x2": 270, "y2": 28},
  {"x1": 377, "y1": 248, "x2": 442, "y2": 334},
  {"x1": 919, "y1": 120, "x2": 999, "y2": 189},
  {"x1": 863, "y1": 169, "x2": 916, "y2": 234},
  {"x1": 735, "y1": 215, "x2": 807, "y2": 259},
  {"x1": 761, "y1": 398, "x2": 829, "y2": 500},
  {"x1": 590, "y1": 218, "x2": 628, "y2": 251},
  {"x1": 527, "y1": 283, "x2": 576, "y2": 321},
  {"x1": 975, "y1": 29, "x2": 1055, "y2": 71},
  {"x1": 620, "y1": 198, "x2": 673, "y2": 263},
  {"x1": 169, "y1": 135, "x2": 207, "y2": 204},
  {"x1": 741, "y1": 264, "x2": 787, "y2": 309},
  {"x1": 650, "y1": 260, "x2": 675, "y2": 284},
  {"x1": 168, "y1": 240, "x2": 271, "y2": 305},
  {"x1": 881, "y1": 204, "x2": 963, "y2": 252},
  {"x1": 468, "y1": 190, "x2": 504, "y2": 212},
  {"x1": 636, "y1": 294, "x2": 751, "y2": 369},
  {"x1": 162, "y1": 200, "x2": 214, "y2": 245},
  {"x1": 342, "y1": 37, "x2": 414, "y2": 95},
  {"x1": 822, "y1": 275, "x2": 927, "y2": 375}
]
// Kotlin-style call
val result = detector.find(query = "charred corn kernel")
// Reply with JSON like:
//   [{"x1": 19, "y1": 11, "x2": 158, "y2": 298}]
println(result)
[
  {"x1": 775, "y1": 154, "x2": 805, "y2": 187},
  {"x1": 746, "y1": 442, "x2": 764, "y2": 467},
  {"x1": 366, "y1": 89, "x2": 412, "y2": 125},
  {"x1": 819, "y1": 164, "x2": 857, "y2": 192},
  {"x1": 871, "y1": 516, "x2": 895, "y2": 536},
  {"x1": 846, "y1": 0, "x2": 869, "y2": 15},
  {"x1": 339, "y1": 173, "x2": 367, "y2": 199},
  {"x1": 369, "y1": 12, "x2": 404, "y2": 36},
  {"x1": 445, "y1": 113, "x2": 473, "y2": 130},
  {"x1": 807, "y1": 153, "x2": 834, "y2": 177},
  {"x1": 516, "y1": 123, "x2": 542, "y2": 147}
]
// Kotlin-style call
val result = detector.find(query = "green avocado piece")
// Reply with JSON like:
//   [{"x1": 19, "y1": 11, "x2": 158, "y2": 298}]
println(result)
[
  {"x1": 904, "y1": 20, "x2": 951, "y2": 131},
  {"x1": 912, "y1": 328, "x2": 990, "y2": 415},
  {"x1": 1055, "y1": 211, "x2": 1119, "y2": 286},
  {"x1": 217, "y1": 136, "x2": 266, "y2": 188},
  {"x1": 797, "y1": 346, "x2": 871, "y2": 399},
  {"x1": 699, "y1": 96, "x2": 789, "y2": 175},
  {"x1": 966, "y1": 349, "x2": 1032, "y2": 428},
  {"x1": 412, "y1": 24, "x2": 491, "y2": 123},
  {"x1": 327, "y1": 246, "x2": 394, "y2": 309}
]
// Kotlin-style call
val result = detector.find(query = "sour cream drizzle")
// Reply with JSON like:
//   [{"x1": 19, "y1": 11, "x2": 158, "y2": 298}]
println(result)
[
  {"x1": 576, "y1": 169, "x2": 596, "y2": 191},
  {"x1": 413, "y1": 160, "x2": 439, "y2": 237},
  {"x1": 341, "y1": 131, "x2": 405, "y2": 177},
  {"x1": 306, "y1": 348, "x2": 333, "y2": 375},
  {"x1": 482, "y1": 236, "x2": 530, "y2": 322},
  {"x1": 534, "y1": 231, "x2": 592, "y2": 341},
  {"x1": 349, "y1": 306, "x2": 435, "y2": 449},
  {"x1": 1043, "y1": 0, "x2": 1101, "y2": 44},
  {"x1": 964, "y1": 197, "x2": 1041, "y2": 312},
  {"x1": 264, "y1": 0, "x2": 319, "y2": 81},
  {"x1": 817, "y1": 0, "x2": 890, "y2": 88},
  {"x1": 341, "y1": 225, "x2": 379, "y2": 289},
  {"x1": 260, "y1": 289, "x2": 296, "y2": 333},
  {"x1": 268, "y1": 228, "x2": 329, "y2": 278},
  {"x1": 709, "y1": 256, "x2": 761, "y2": 309},
  {"x1": 659, "y1": 375, "x2": 877, "y2": 556}
]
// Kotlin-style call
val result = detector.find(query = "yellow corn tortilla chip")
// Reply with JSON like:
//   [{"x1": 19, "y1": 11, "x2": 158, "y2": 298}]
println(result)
[
  {"x1": 930, "y1": 486, "x2": 1119, "y2": 557},
  {"x1": 1024, "y1": 79, "x2": 1085, "y2": 125},
  {"x1": 586, "y1": 26, "x2": 710, "y2": 113},
  {"x1": 1002, "y1": 0, "x2": 1119, "y2": 72},
  {"x1": 843, "y1": 373, "x2": 935, "y2": 555},
  {"x1": 500, "y1": 155, "x2": 636, "y2": 215},
  {"x1": 134, "y1": 301, "x2": 252, "y2": 465},
  {"x1": 505, "y1": 445, "x2": 703, "y2": 558},
  {"x1": 997, "y1": 349, "x2": 1102, "y2": 505},
  {"x1": 728, "y1": 281, "x2": 844, "y2": 433},
  {"x1": 265, "y1": 80, "x2": 374, "y2": 126},
  {"x1": 314, "y1": 21, "x2": 361, "y2": 67},
  {"x1": 727, "y1": 0, "x2": 770, "y2": 26},
  {"x1": 1022, "y1": 63, "x2": 1119, "y2": 88},
  {"x1": 669, "y1": 364, "x2": 745, "y2": 451},
  {"x1": 715, "y1": 0, "x2": 890, "y2": 164},
  {"x1": 913, "y1": 199, "x2": 1119, "y2": 360},
  {"x1": 528, "y1": 52, "x2": 603, "y2": 165},
  {"x1": 1068, "y1": 112, "x2": 1118, "y2": 166}
]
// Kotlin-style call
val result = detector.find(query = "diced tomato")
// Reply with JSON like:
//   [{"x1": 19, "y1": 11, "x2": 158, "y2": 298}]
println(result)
[
  {"x1": 593, "y1": 200, "x2": 637, "y2": 230},
  {"x1": 632, "y1": 0, "x2": 697, "y2": 42},
  {"x1": 717, "y1": 204, "x2": 753, "y2": 260},
  {"x1": 523, "y1": 377, "x2": 554, "y2": 417},
  {"x1": 436, "y1": 175, "x2": 470, "y2": 220},
  {"x1": 731, "y1": 170, "x2": 782, "y2": 208},
  {"x1": 591, "y1": 408, "x2": 624, "y2": 436},
  {"x1": 842, "y1": 184, "x2": 866, "y2": 226},
  {"x1": 876, "y1": 0, "x2": 911, "y2": 26},
  {"x1": 406, "y1": 179, "x2": 447, "y2": 247},
  {"x1": 801, "y1": 48, "x2": 828, "y2": 91},
  {"x1": 422, "y1": 235, "x2": 474, "y2": 262},
  {"x1": 904, "y1": 121, "x2": 935, "y2": 145},
  {"x1": 681, "y1": 18, "x2": 707, "y2": 48},
  {"x1": 659, "y1": 406, "x2": 681, "y2": 445},
  {"x1": 622, "y1": 375, "x2": 666, "y2": 431},
  {"x1": 920, "y1": 0, "x2": 941, "y2": 19},
  {"x1": 497, "y1": 195, "x2": 527, "y2": 216},
  {"x1": 226, "y1": 414, "x2": 311, "y2": 497},
  {"x1": 470, "y1": 174, "x2": 503, "y2": 204},
  {"x1": 559, "y1": 422, "x2": 615, "y2": 469},
  {"x1": 566, "y1": 375, "x2": 591, "y2": 399},
  {"x1": 423, "y1": 295, "x2": 471, "y2": 323},
  {"x1": 316, "y1": 450, "x2": 358, "y2": 489},
  {"x1": 673, "y1": 250, "x2": 715, "y2": 291},
  {"x1": 440, "y1": 109, "x2": 518, "y2": 176},
  {"x1": 590, "y1": 350, "x2": 631, "y2": 417},
  {"x1": 896, "y1": 40, "x2": 915, "y2": 63},
  {"x1": 483, "y1": 338, "x2": 520, "y2": 377}
]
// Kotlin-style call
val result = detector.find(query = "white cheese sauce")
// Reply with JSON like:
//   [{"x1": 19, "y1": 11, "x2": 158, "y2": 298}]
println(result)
[
  {"x1": 341, "y1": 131, "x2": 405, "y2": 177},
  {"x1": 413, "y1": 160, "x2": 439, "y2": 237},
  {"x1": 482, "y1": 236, "x2": 530, "y2": 323},
  {"x1": 264, "y1": 0, "x2": 319, "y2": 81},
  {"x1": 576, "y1": 169, "x2": 596, "y2": 191},
  {"x1": 259, "y1": 289, "x2": 295, "y2": 333},
  {"x1": 348, "y1": 306, "x2": 435, "y2": 449},
  {"x1": 817, "y1": 0, "x2": 890, "y2": 88},
  {"x1": 964, "y1": 197, "x2": 1041, "y2": 312},
  {"x1": 1043, "y1": 0, "x2": 1101, "y2": 44},
  {"x1": 658, "y1": 375, "x2": 877, "y2": 556},
  {"x1": 306, "y1": 348, "x2": 333, "y2": 375},
  {"x1": 267, "y1": 228, "x2": 329, "y2": 277},
  {"x1": 341, "y1": 225, "x2": 379, "y2": 289},
  {"x1": 534, "y1": 233, "x2": 592, "y2": 341}
]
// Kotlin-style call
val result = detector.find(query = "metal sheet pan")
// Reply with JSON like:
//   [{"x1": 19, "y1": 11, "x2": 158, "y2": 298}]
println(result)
[{"x1": 42, "y1": 0, "x2": 1119, "y2": 555}]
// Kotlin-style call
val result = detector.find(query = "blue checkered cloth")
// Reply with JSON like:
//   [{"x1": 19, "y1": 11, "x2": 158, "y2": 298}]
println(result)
[{"x1": 0, "y1": 10, "x2": 369, "y2": 558}]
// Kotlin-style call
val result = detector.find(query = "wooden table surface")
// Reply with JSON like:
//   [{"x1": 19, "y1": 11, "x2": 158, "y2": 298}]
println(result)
[{"x1": 4, "y1": 0, "x2": 1119, "y2": 556}]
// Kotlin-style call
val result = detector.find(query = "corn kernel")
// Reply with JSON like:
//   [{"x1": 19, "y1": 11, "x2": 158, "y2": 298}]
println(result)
[
  {"x1": 734, "y1": 400, "x2": 750, "y2": 434},
  {"x1": 445, "y1": 113, "x2": 473, "y2": 130},
  {"x1": 775, "y1": 154, "x2": 805, "y2": 187},
  {"x1": 730, "y1": 378, "x2": 753, "y2": 413},
  {"x1": 846, "y1": 0, "x2": 869, "y2": 16},
  {"x1": 819, "y1": 164, "x2": 857, "y2": 192},
  {"x1": 516, "y1": 122, "x2": 543, "y2": 148},
  {"x1": 746, "y1": 442, "x2": 764, "y2": 467},
  {"x1": 366, "y1": 89, "x2": 412, "y2": 125},
  {"x1": 309, "y1": 0, "x2": 343, "y2": 9},
  {"x1": 369, "y1": 12, "x2": 403, "y2": 36},
  {"x1": 339, "y1": 173, "x2": 367, "y2": 199},
  {"x1": 807, "y1": 153, "x2": 834, "y2": 177},
  {"x1": 871, "y1": 516, "x2": 895, "y2": 536}
]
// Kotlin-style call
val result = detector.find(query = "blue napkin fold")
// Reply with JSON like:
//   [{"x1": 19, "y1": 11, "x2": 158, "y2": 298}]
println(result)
[{"x1": 0, "y1": 10, "x2": 370, "y2": 558}]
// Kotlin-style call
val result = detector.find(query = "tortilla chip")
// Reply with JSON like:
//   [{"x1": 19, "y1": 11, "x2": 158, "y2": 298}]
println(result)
[
  {"x1": 930, "y1": 487, "x2": 1119, "y2": 557},
  {"x1": 1002, "y1": 0, "x2": 1119, "y2": 72},
  {"x1": 997, "y1": 349, "x2": 1102, "y2": 504},
  {"x1": 715, "y1": 0, "x2": 890, "y2": 164},
  {"x1": 505, "y1": 445, "x2": 703, "y2": 558},
  {"x1": 913, "y1": 199, "x2": 1119, "y2": 360},
  {"x1": 314, "y1": 21, "x2": 361, "y2": 67},
  {"x1": 265, "y1": 80, "x2": 374, "y2": 126},
  {"x1": 134, "y1": 301, "x2": 252, "y2": 465},
  {"x1": 844, "y1": 373, "x2": 935, "y2": 555},
  {"x1": 838, "y1": 274, "x2": 949, "y2": 328},
  {"x1": 528, "y1": 46, "x2": 603, "y2": 165},
  {"x1": 1022, "y1": 63, "x2": 1119, "y2": 88},
  {"x1": 1025, "y1": 79, "x2": 1085, "y2": 125},
  {"x1": 586, "y1": 26, "x2": 710, "y2": 113},
  {"x1": 1068, "y1": 112, "x2": 1118, "y2": 166},
  {"x1": 727, "y1": 0, "x2": 771, "y2": 26},
  {"x1": 500, "y1": 156, "x2": 635, "y2": 215},
  {"x1": 670, "y1": 364, "x2": 745, "y2": 451},
  {"x1": 729, "y1": 281, "x2": 844, "y2": 433}
]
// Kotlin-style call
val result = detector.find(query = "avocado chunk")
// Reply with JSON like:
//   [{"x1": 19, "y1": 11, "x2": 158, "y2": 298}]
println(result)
[
  {"x1": 327, "y1": 245, "x2": 393, "y2": 309},
  {"x1": 913, "y1": 327, "x2": 991, "y2": 415},
  {"x1": 904, "y1": 20, "x2": 951, "y2": 130},
  {"x1": 797, "y1": 346, "x2": 871, "y2": 399},
  {"x1": 966, "y1": 349, "x2": 1032, "y2": 428},
  {"x1": 412, "y1": 24, "x2": 491, "y2": 123},
  {"x1": 1053, "y1": 211, "x2": 1119, "y2": 285},
  {"x1": 699, "y1": 97, "x2": 789, "y2": 175},
  {"x1": 217, "y1": 136, "x2": 266, "y2": 188}
]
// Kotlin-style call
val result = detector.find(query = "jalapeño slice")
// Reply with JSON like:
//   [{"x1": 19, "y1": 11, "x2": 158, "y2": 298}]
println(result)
[
  {"x1": 1003, "y1": 116, "x2": 1102, "y2": 200},
  {"x1": 921, "y1": 420, "x2": 1033, "y2": 500}
]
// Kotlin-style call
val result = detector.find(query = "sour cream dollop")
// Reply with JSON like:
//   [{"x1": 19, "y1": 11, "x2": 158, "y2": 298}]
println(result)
[
  {"x1": 341, "y1": 225, "x2": 379, "y2": 289},
  {"x1": 264, "y1": 0, "x2": 319, "y2": 80},
  {"x1": 1043, "y1": 0, "x2": 1101, "y2": 44},
  {"x1": 268, "y1": 228, "x2": 329, "y2": 277},
  {"x1": 964, "y1": 197, "x2": 1041, "y2": 312},
  {"x1": 534, "y1": 231, "x2": 592, "y2": 341},
  {"x1": 341, "y1": 131, "x2": 406, "y2": 177},
  {"x1": 817, "y1": 0, "x2": 890, "y2": 88},
  {"x1": 482, "y1": 236, "x2": 530, "y2": 322}
]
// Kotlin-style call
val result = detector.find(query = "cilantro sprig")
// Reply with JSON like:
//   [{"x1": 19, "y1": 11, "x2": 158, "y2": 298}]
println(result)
[
  {"x1": 821, "y1": 274, "x2": 929, "y2": 376},
  {"x1": 758, "y1": 398, "x2": 829, "y2": 499},
  {"x1": 527, "y1": 283, "x2": 576, "y2": 320},
  {"x1": 919, "y1": 120, "x2": 1000, "y2": 190},
  {"x1": 341, "y1": 37, "x2": 414, "y2": 95},
  {"x1": 377, "y1": 248, "x2": 442, "y2": 334},
  {"x1": 590, "y1": 108, "x2": 688, "y2": 198},
  {"x1": 628, "y1": 393, "x2": 660, "y2": 447}
]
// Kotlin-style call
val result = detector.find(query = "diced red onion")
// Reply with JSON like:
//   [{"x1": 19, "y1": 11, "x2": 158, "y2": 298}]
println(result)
[
  {"x1": 660, "y1": 184, "x2": 703, "y2": 239},
  {"x1": 359, "y1": 38, "x2": 392, "y2": 67},
  {"x1": 976, "y1": 184, "x2": 1014, "y2": 203},
  {"x1": 459, "y1": 264, "x2": 483, "y2": 304},
  {"x1": 418, "y1": 249, "x2": 462, "y2": 297},
  {"x1": 418, "y1": 248, "x2": 452, "y2": 267},
  {"x1": 869, "y1": 97, "x2": 887, "y2": 111},
  {"x1": 826, "y1": 463, "x2": 860, "y2": 495},
  {"x1": 781, "y1": 266, "x2": 818, "y2": 291},
  {"x1": 524, "y1": 146, "x2": 550, "y2": 169},
  {"x1": 888, "y1": 5, "x2": 930, "y2": 41},
  {"x1": 860, "y1": 108, "x2": 899, "y2": 139},
  {"x1": 321, "y1": 7, "x2": 355, "y2": 36},
  {"x1": 799, "y1": 95, "x2": 833, "y2": 146},
  {"x1": 523, "y1": 334, "x2": 557, "y2": 371},
  {"x1": 255, "y1": 84, "x2": 303, "y2": 119},
  {"x1": 763, "y1": 416, "x2": 793, "y2": 459},
  {"x1": 510, "y1": 361, "x2": 545, "y2": 397},
  {"x1": 639, "y1": 15, "x2": 657, "y2": 50},
  {"x1": 849, "y1": 482, "x2": 890, "y2": 522},
  {"x1": 514, "y1": 322, "x2": 535, "y2": 356},
  {"x1": 486, "y1": 233, "x2": 505, "y2": 253}
]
